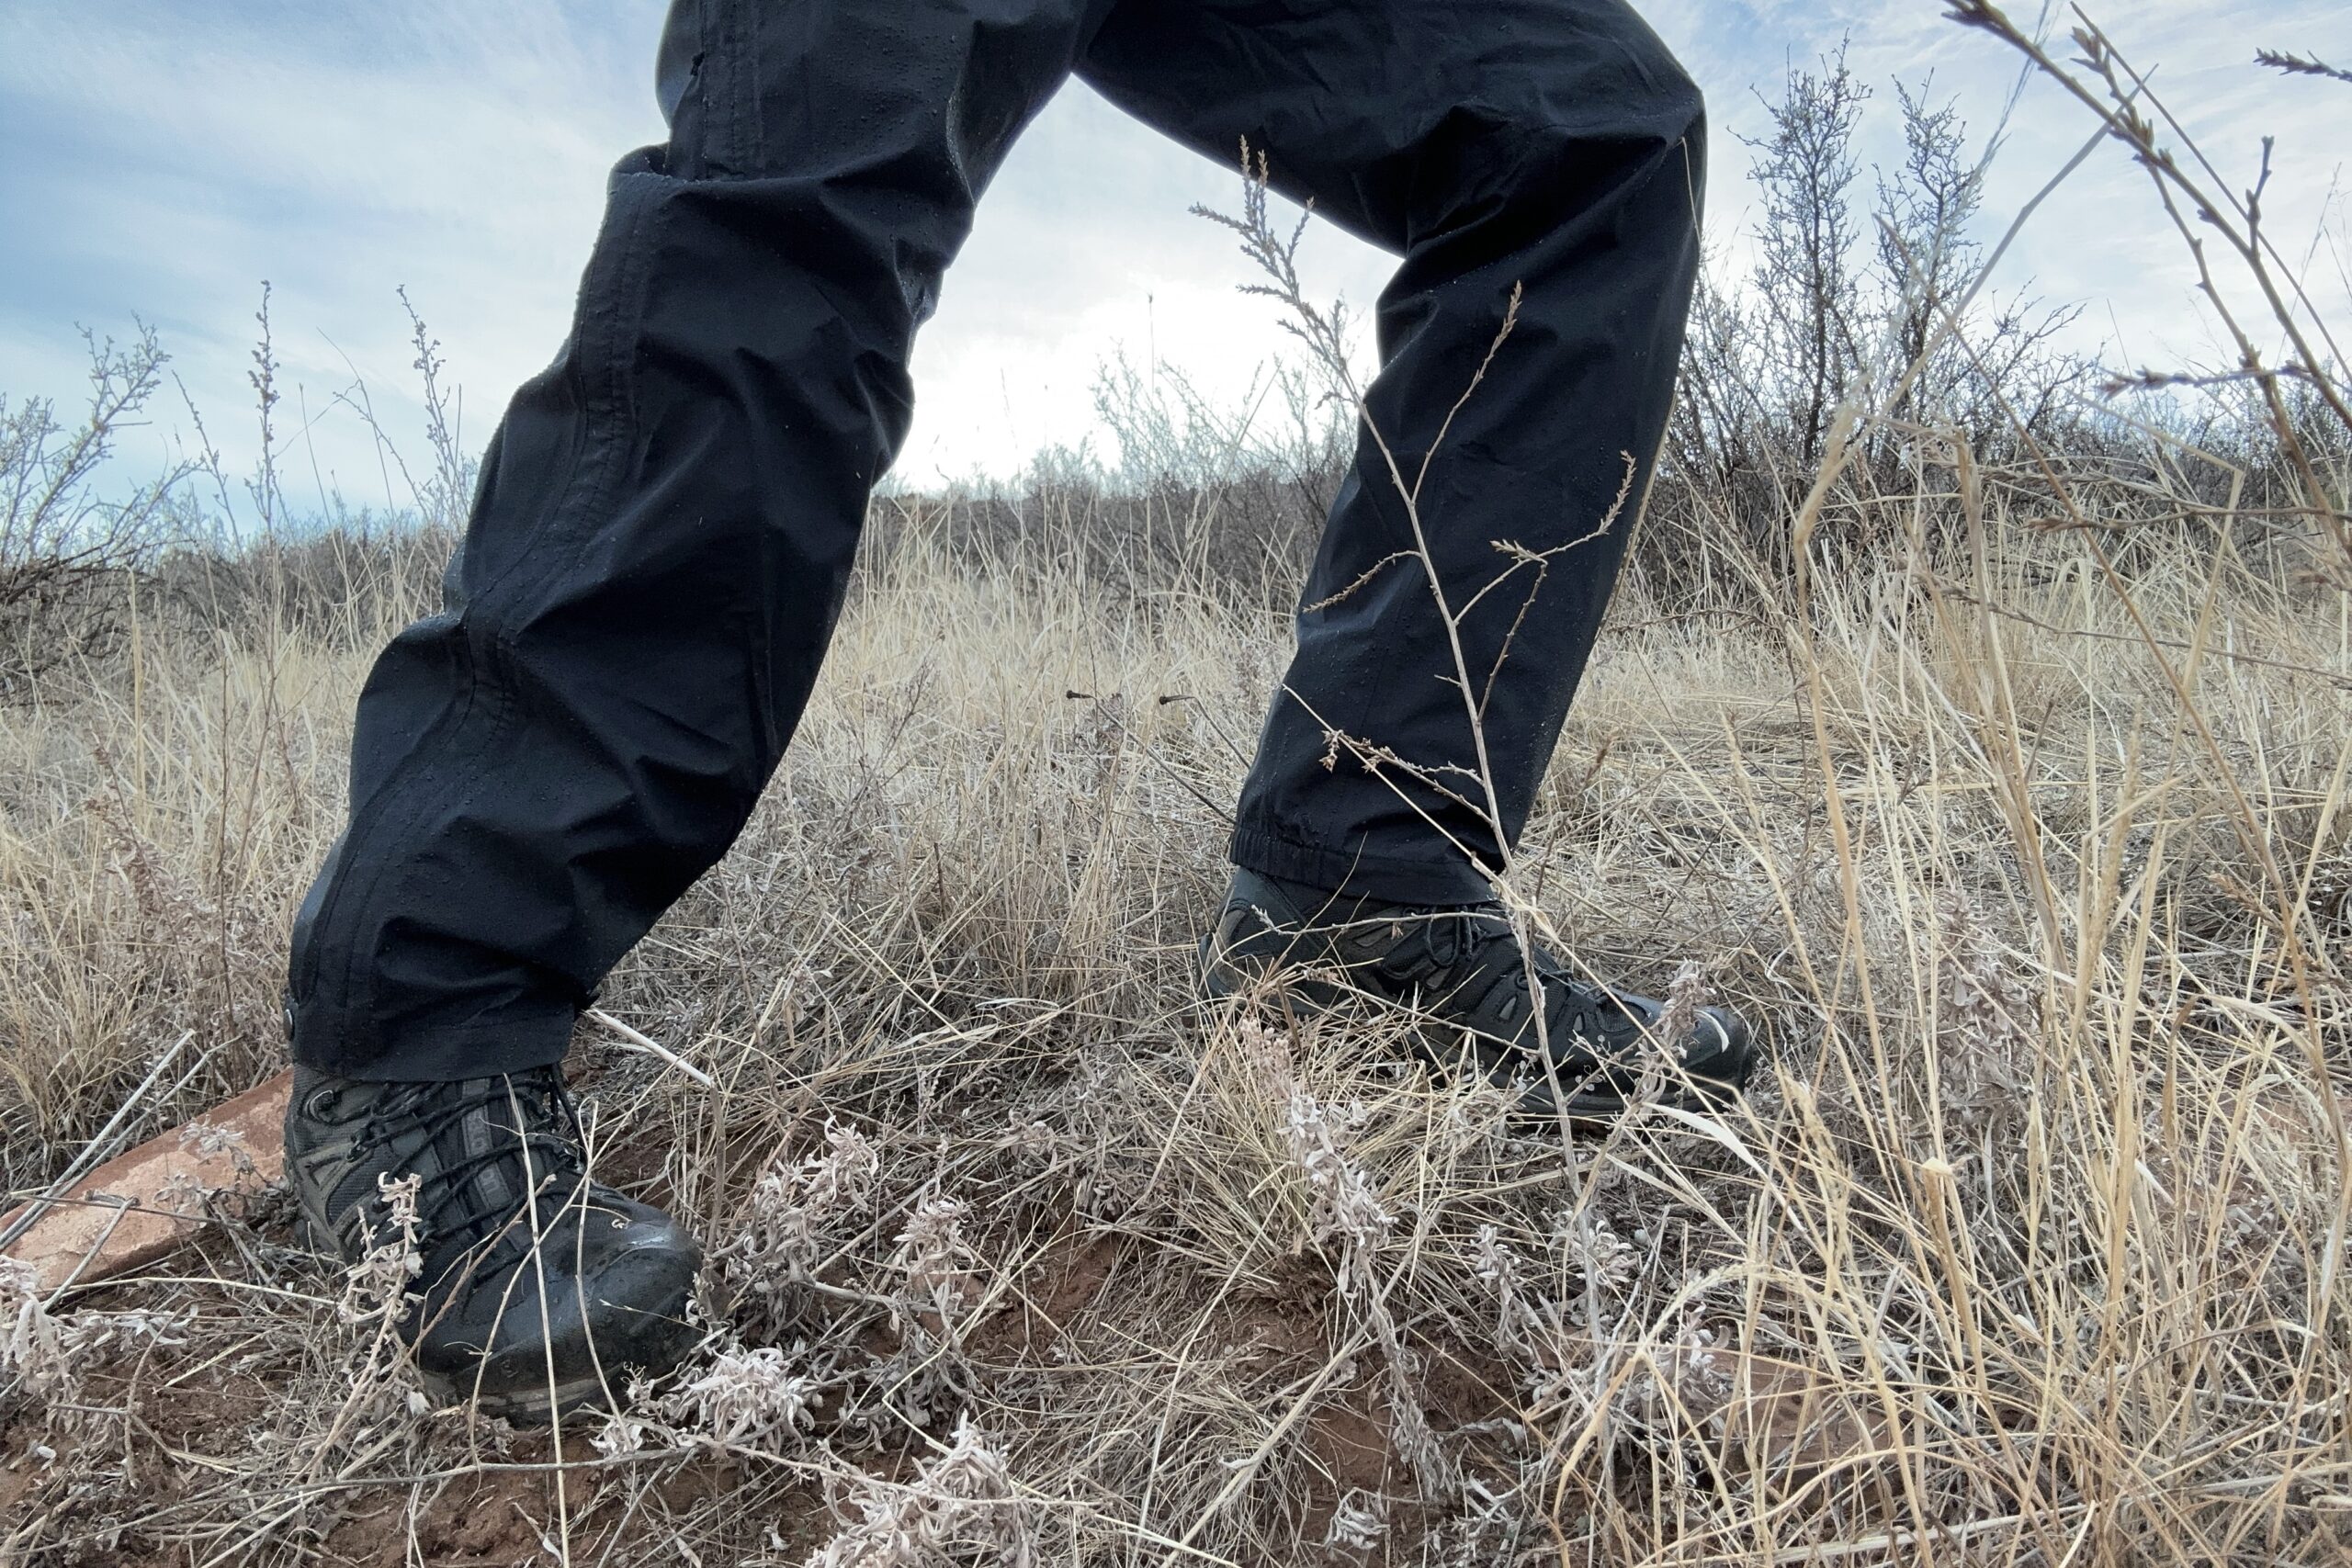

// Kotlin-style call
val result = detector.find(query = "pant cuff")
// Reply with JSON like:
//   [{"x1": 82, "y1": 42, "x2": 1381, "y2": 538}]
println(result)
[
  {"x1": 1228, "y1": 823, "x2": 1496, "y2": 908},
  {"x1": 288, "y1": 1000, "x2": 578, "y2": 1083}
]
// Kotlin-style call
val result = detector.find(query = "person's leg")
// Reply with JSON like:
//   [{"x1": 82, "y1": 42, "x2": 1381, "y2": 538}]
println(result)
[
  {"x1": 290, "y1": 0, "x2": 1115, "y2": 1081},
  {"x1": 1080, "y1": 0, "x2": 1705, "y2": 903},
  {"x1": 282, "y1": 0, "x2": 1119, "y2": 1419},
  {"x1": 1089, "y1": 1, "x2": 1746, "y2": 1116}
]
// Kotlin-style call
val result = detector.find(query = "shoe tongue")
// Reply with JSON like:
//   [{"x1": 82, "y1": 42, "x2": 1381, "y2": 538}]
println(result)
[
  {"x1": 422, "y1": 1071, "x2": 582, "y2": 1269},
  {"x1": 454, "y1": 1086, "x2": 521, "y2": 1217},
  {"x1": 1414, "y1": 902, "x2": 1511, "y2": 970}
]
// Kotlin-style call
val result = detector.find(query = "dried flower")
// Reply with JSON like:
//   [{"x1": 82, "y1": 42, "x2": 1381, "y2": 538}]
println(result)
[
  {"x1": 1323, "y1": 1488, "x2": 1387, "y2": 1554},
  {"x1": 1549, "y1": 1206, "x2": 1637, "y2": 1293},
  {"x1": 722, "y1": 1118, "x2": 881, "y2": 1303},
  {"x1": 666, "y1": 1343, "x2": 817, "y2": 1446},
  {"x1": 808, "y1": 1415, "x2": 1031, "y2": 1567},
  {"x1": 335, "y1": 1172, "x2": 424, "y2": 1328},
  {"x1": 1650, "y1": 961, "x2": 1710, "y2": 1064},
  {"x1": 888, "y1": 1194, "x2": 978, "y2": 1337},
  {"x1": 1935, "y1": 890, "x2": 2032, "y2": 1124},
  {"x1": 1285, "y1": 1089, "x2": 1393, "y2": 1289},
  {"x1": 0, "y1": 1258, "x2": 73, "y2": 1403}
]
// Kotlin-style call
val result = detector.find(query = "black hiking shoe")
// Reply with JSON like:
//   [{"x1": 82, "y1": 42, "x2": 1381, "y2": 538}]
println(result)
[
  {"x1": 1199, "y1": 868, "x2": 1756, "y2": 1121},
  {"x1": 284, "y1": 1063, "x2": 704, "y2": 1421}
]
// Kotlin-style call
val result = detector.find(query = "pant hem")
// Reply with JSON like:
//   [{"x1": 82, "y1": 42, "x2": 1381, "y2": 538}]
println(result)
[
  {"x1": 1227, "y1": 823, "x2": 1496, "y2": 907},
  {"x1": 289, "y1": 1006, "x2": 578, "y2": 1083}
]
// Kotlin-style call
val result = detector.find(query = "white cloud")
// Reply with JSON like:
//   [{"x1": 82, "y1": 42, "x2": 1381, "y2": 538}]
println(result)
[{"x1": 2, "y1": 0, "x2": 2344, "y2": 503}]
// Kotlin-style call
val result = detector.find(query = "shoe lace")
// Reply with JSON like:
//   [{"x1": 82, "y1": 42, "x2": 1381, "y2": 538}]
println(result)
[
  {"x1": 1385, "y1": 905, "x2": 1642, "y2": 1066},
  {"x1": 352, "y1": 1068, "x2": 587, "y2": 1268}
]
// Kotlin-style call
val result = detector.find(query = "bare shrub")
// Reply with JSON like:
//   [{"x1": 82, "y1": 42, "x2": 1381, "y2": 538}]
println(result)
[{"x1": 0, "y1": 327, "x2": 190, "y2": 697}]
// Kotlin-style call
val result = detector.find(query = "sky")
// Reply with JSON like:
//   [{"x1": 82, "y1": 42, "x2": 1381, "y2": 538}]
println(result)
[{"x1": 2, "y1": 0, "x2": 2346, "y2": 514}]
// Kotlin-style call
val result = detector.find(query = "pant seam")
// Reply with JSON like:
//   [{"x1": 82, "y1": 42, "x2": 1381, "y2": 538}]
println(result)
[{"x1": 302, "y1": 171, "x2": 660, "y2": 1062}]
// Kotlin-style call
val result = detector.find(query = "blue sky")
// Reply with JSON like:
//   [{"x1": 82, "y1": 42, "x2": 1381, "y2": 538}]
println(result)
[{"x1": 3, "y1": 0, "x2": 2346, "y2": 509}]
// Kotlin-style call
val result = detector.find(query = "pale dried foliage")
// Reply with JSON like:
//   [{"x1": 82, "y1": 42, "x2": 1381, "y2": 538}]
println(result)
[
  {"x1": 809, "y1": 1416, "x2": 1033, "y2": 1568},
  {"x1": 719, "y1": 1116, "x2": 883, "y2": 1322},
  {"x1": 3, "y1": 9, "x2": 2351, "y2": 1566},
  {"x1": 0, "y1": 1258, "x2": 192, "y2": 1421},
  {"x1": 667, "y1": 1342, "x2": 821, "y2": 1449}
]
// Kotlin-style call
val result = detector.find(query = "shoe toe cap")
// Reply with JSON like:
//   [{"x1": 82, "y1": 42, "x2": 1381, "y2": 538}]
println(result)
[
  {"x1": 413, "y1": 1197, "x2": 704, "y2": 1403},
  {"x1": 584, "y1": 1210, "x2": 704, "y2": 1345},
  {"x1": 1690, "y1": 1006, "x2": 1755, "y2": 1079}
]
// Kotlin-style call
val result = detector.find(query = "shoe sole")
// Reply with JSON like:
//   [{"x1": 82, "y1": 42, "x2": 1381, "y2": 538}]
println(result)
[
  {"x1": 415, "y1": 1315, "x2": 700, "y2": 1426},
  {"x1": 1198, "y1": 934, "x2": 1757, "y2": 1124},
  {"x1": 418, "y1": 1368, "x2": 617, "y2": 1425},
  {"x1": 421, "y1": 1302, "x2": 700, "y2": 1426}
]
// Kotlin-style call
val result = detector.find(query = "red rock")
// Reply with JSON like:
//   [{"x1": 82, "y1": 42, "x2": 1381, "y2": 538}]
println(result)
[{"x1": 0, "y1": 1071, "x2": 291, "y2": 1294}]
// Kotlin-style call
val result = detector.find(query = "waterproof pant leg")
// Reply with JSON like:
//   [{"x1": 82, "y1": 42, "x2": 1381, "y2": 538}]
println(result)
[
  {"x1": 290, "y1": 0, "x2": 1118, "y2": 1078},
  {"x1": 289, "y1": 0, "x2": 1704, "y2": 1080},
  {"x1": 1082, "y1": 0, "x2": 1706, "y2": 906}
]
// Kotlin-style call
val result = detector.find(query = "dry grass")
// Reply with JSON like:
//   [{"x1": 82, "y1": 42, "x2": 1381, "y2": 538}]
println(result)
[
  {"x1": 4, "y1": 6, "x2": 2351, "y2": 1563},
  {"x1": 0, "y1": 477, "x2": 2344, "y2": 1564}
]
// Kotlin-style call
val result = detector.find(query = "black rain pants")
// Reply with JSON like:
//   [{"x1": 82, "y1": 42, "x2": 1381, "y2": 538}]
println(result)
[{"x1": 289, "y1": 0, "x2": 1705, "y2": 1080}]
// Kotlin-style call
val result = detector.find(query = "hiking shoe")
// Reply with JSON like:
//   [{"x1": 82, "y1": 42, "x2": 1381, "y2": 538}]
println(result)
[
  {"x1": 1199, "y1": 868, "x2": 1755, "y2": 1120},
  {"x1": 285, "y1": 1063, "x2": 704, "y2": 1420}
]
